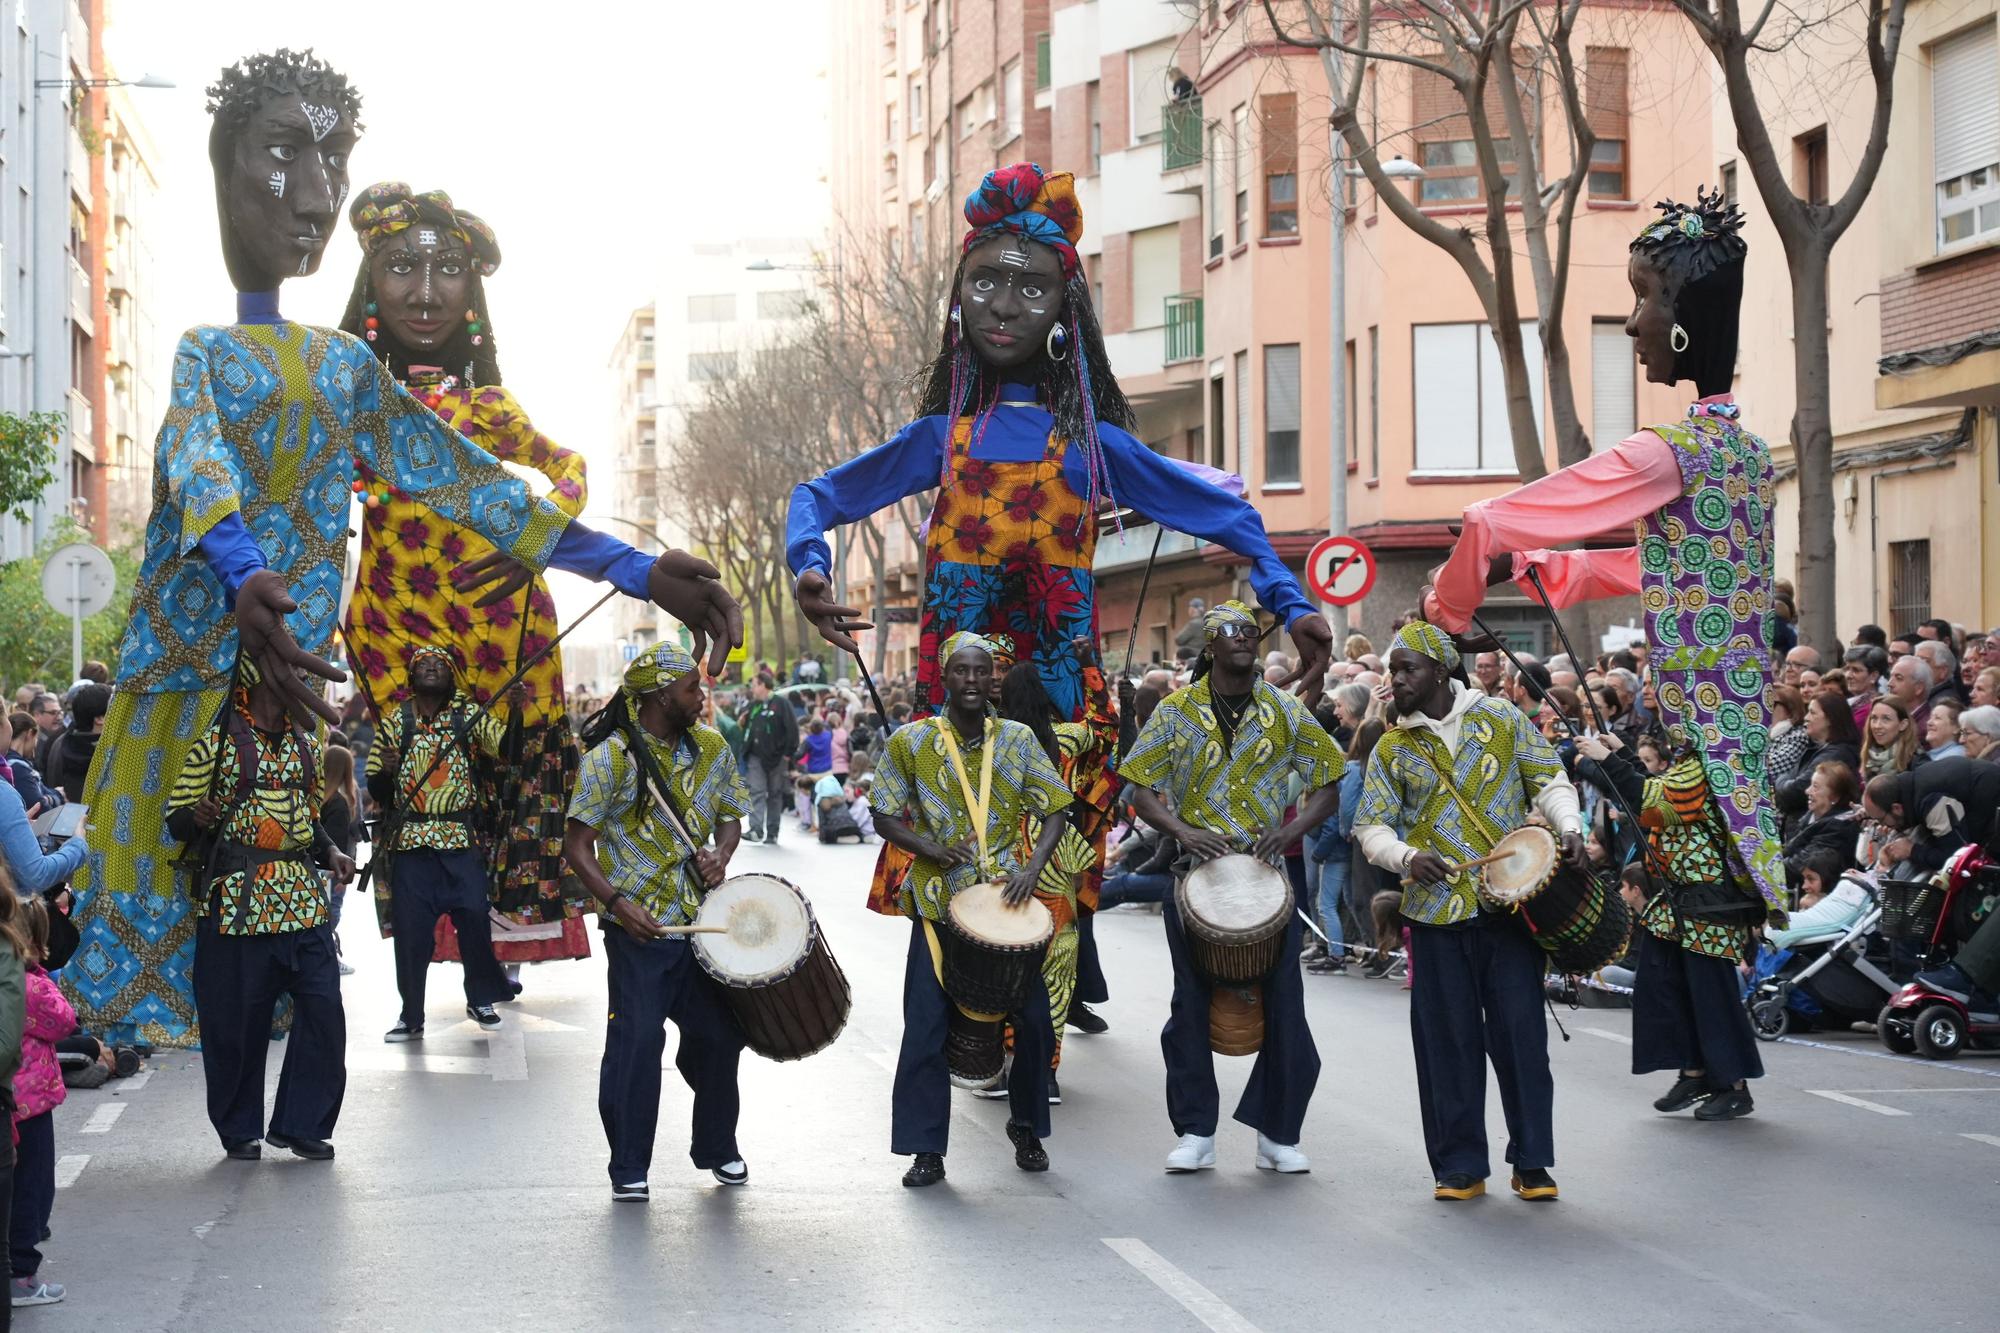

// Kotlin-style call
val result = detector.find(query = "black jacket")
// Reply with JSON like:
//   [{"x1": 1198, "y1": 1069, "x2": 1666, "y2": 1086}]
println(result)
[
  {"x1": 45, "y1": 729, "x2": 100, "y2": 805},
  {"x1": 1780, "y1": 809, "x2": 1860, "y2": 884},
  {"x1": 1876, "y1": 758, "x2": 2000, "y2": 872},
  {"x1": 741, "y1": 698, "x2": 800, "y2": 763},
  {"x1": 1774, "y1": 741, "x2": 1860, "y2": 816}
]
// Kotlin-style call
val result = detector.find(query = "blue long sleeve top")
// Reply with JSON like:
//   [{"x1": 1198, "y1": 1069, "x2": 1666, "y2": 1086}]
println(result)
[
  {"x1": 0, "y1": 776, "x2": 85, "y2": 895},
  {"x1": 785, "y1": 386, "x2": 1314, "y2": 628}
]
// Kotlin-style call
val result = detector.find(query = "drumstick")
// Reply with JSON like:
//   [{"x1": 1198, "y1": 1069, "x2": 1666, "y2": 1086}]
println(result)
[
  {"x1": 657, "y1": 924, "x2": 732, "y2": 935},
  {"x1": 1399, "y1": 849, "x2": 1518, "y2": 887}
]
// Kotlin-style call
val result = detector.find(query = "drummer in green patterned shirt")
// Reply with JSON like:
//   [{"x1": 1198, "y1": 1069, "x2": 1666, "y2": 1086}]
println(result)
[
  {"x1": 165, "y1": 657, "x2": 354, "y2": 1162},
  {"x1": 367, "y1": 645, "x2": 515, "y2": 1043},
  {"x1": 1118, "y1": 601, "x2": 1344, "y2": 1179},
  {"x1": 564, "y1": 642, "x2": 750, "y2": 1203}
]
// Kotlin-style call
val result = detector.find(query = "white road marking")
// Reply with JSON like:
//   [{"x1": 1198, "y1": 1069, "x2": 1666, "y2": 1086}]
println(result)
[
  {"x1": 1962, "y1": 1133, "x2": 2000, "y2": 1149},
  {"x1": 1777, "y1": 1035, "x2": 2000, "y2": 1079},
  {"x1": 1103, "y1": 1238, "x2": 1263, "y2": 1333},
  {"x1": 345, "y1": 1050, "x2": 491, "y2": 1077},
  {"x1": 118, "y1": 1070, "x2": 152, "y2": 1093},
  {"x1": 1805, "y1": 1090, "x2": 1910, "y2": 1117},
  {"x1": 53, "y1": 1155, "x2": 89, "y2": 1189},
  {"x1": 482, "y1": 1022, "x2": 528, "y2": 1082},
  {"x1": 79, "y1": 1103, "x2": 127, "y2": 1134},
  {"x1": 1578, "y1": 1027, "x2": 1632, "y2": 1045}
]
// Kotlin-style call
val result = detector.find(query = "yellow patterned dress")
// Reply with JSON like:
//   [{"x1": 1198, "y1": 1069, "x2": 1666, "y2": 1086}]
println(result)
[{"x1": 345, "y1": 378, "x2": 593, "y2": 964}]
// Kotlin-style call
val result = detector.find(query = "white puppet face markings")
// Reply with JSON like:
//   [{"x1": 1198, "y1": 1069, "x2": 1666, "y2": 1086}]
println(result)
[
  {"x1": 268, "y1": 171, "x2": 287, "y2": 199},
  {"x1": 300, "y1": 102, "x2": 340, "y2": 142}
]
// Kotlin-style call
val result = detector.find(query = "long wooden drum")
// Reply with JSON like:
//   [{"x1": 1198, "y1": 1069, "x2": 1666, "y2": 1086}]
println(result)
[
  {"x1": 940, "y1": 883, "x2": 1053, "y2": 1016},
  {"x1": 692, "y1": 874, "x2": 851, "y2": 1061},
  {"x1": 1177, "y1": 854, "x2": 1291, "y2": 983}
]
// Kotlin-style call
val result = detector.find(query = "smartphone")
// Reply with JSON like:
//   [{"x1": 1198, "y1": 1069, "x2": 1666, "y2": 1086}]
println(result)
[{"x1": 32, "y1": 804, "x2": 86, "y2": 841}]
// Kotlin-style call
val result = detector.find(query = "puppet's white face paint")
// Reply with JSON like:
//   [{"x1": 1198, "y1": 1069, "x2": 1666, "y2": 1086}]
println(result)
[
  {"x1": 417, "y1": 228, "x2": 439, "y2": 247},
  {"x1": 300, "y1": 102, "x2": 340, "y2": 142},
  {"x1": 268, "y1": 171, "x2": 287, "y2": 199},
  {"x1": 998, "y1": 245, "x2": 1031, "y2": 269}
]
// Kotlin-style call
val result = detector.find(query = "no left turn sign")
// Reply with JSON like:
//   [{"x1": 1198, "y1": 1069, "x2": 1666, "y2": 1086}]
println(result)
[{"x1": 1306, "y1": 535, "x2": 1377, "y2": 608}]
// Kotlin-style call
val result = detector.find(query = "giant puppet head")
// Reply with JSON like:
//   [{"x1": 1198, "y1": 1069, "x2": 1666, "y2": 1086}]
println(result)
[
  {"x1": 205, "y1": 49, "x2": 363, "y2": 292},
  {"x1": 1625, "y1": 188, "x2": 1747, "y2": 399},
  {"x1": 340, "y1": 182, "x2": 504, "y2": 387}
]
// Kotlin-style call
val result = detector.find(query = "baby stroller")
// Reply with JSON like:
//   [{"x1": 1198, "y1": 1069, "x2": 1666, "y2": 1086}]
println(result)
[
  {"x1": 1878, "y1": 846, "x2": 2000, "y2": 1059},
  {"x1": 1746, "y1": 871, "x2": 1898, "y2": 1040}
]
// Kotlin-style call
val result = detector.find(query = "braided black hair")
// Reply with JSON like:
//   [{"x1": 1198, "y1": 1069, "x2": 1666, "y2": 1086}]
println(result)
[
  {"x1": 998, "y1": 662, "x2": 1061, "y2": 763},
  {"x1": 579, "y1": 693, "x2": 675, "y2": 821},
  {"x1": 1630, "y1": 188, "x2": 1747, "y2": 398},
  {"x1": 914, "y1": 255, "x2": 1136, "y2": 515},
  {"x1": 337, "y1": 262, "x2": 504, "y2": 388}
]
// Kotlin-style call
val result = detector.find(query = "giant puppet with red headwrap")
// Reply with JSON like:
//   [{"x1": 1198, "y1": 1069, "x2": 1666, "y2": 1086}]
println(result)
[{"x1": 787, "y1": 163, "x2": 1332, "y2": 924}]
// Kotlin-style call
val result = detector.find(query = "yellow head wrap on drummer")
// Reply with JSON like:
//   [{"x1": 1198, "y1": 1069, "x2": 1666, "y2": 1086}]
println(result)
[
  {"x1": 1393, "y1": 621, "x2": 1461, "y2": 673},
  {"x1": 622, "y1": 642, "x2": 696, "y2": 708},
  {"x1": 939, "y1": 630, "x2": 998, "y2": 670},
  {"x1": 1202, "y1": 600, "x2": 1259, "y2": 641}
]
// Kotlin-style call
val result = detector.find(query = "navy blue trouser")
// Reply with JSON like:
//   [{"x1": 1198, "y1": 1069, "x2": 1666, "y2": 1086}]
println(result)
[
  {"x1": 1632, "y1": 928, "x2": 1764, "y2": 1088},
  {"x1": 1406, "y1": 916, "x2": 1553, "y2": 1179},
  {"x1": 598, "y1": 922, "x2": 744, "y2": 1182},
  {"x1": 192, "y1": 916, "x2": 346, "y2": 1145},
  {"x1": 8, "y1": 1111, "x2": 51, "y2": 1279},
  {"x1": 391, "y1": 848, "x2": 509, "y2": 1025},
  {"x1": 892, "y1": 918, "x2": 1053, "y2": 1155},
  {"x1": 1075, "y1": 905, "x2": 1108, "y2": 1005},
  {"x1": 1161, "y1": 900, "x2": 1320, "y2": 1143}
]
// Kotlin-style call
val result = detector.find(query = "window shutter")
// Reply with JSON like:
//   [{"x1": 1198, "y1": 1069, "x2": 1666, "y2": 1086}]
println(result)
[
  {"x1": 1411, "y1": 70, "x2": 1464, "y2": 145},
  {"x1": 1259, "y1": 93, "x2": 1297, "y2": 173},
  {"x1": 1585, "y1": 47, "x2": 1628, "y2": 139},
  {"x1": 1934, "y1": 24, "x2": 1999, "y2": 183},
  {"x1": 1590, "y1": 322, "x2": 1635, "y2": 452},
  {"x1": 1413, "y1": 325, "x2": 1481, "y2": 471},
  {"x1": 1265, "y1": 344, "x2": 1301, "y2": 431}
]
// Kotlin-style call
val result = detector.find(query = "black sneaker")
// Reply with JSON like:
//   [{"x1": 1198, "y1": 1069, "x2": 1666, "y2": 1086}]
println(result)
[
  {"x1": 1693, "y1": 1088, "x2": 1755, "y2": 1121},
  {"x1": 384, "y1": 1021, "x2": 423, "y2": 1044},
  {"x1": 1307, "y1": 954, "x2": 1346, "y2": 974},
  {"x1": 1006, "y1": 1120, "x2": 1049, "y2": 1173},
  {"x1": 265, "y1": 1132, "x2": 335, "y2": 1160},
  {"x1": 901, "y1": 1152, "x2": 946, "y2": 1187},
  {"x1": 1066, "y1": 1002, "x2": 1108, "y2": 1035},
  {"x1": 467, "y1": 1004, "x2": 503, "y2": 1030},
  {"x1": 611, "y1": 1180, "x2": 649, "y2": 1203},
  {"x1": 1364, "y1": 955, "x2": 1394, "y2": 979},
  {"x1": 1653, "y1": 1074, "x2": 1712, "y2": 1114},
  {"x1": 1510, "y1": 1167, "x2": 1558, "y2": 1201},
  {"x1": 1047, "y1": 1075, "x2": 1062, "y2": 1106},
  {"x1": 223, "y1": 1139, "x2": 261, "y2": 1161},
  {"x1": 1433, "y1": 1173, "x2": 1485, "y2": 1201}
]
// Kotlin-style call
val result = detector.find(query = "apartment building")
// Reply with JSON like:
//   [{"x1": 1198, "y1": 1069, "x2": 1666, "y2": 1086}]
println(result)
[
  {"x1": 1739, "y1": 0, "x2": 2000, "y2": 634},
  {"x1": 607, "y1": 304, "x2": 660, "y2": 652},
  {"x1": 98, "y1": 80, "x2": 162, "y2": 543}
]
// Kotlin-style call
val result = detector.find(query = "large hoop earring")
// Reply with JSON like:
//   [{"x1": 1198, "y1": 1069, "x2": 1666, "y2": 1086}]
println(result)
[
  {"x1": 950, "y1": 305, "x2": 962, "y2": 342},
  {"x1": 1046, "y1": 322, "x2": 1069, "y2": 363},
  {"x1": 1670, "y1": 323, "x2": 1690, "y2": 354}
]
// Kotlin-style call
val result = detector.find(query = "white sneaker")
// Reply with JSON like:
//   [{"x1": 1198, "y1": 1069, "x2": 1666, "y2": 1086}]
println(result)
[
  {"x1": 712, "y1": 1159, "x2": 748, "y2": 1186},
  {"x1": 1164, "y1": 1133, "x2": 1216, "y2": 1173},
  {"x1": 1255, "y1": 1133, "x2": 1310, "y2": 1174}
]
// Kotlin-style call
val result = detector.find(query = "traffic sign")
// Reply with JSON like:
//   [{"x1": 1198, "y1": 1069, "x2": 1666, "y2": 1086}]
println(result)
[
  {"x1": 40, "y1": 543, "x2": 117, "y2": 682},
  {"x1": 1305, "y1": 535, "x2": 1377, "y2": 608}
]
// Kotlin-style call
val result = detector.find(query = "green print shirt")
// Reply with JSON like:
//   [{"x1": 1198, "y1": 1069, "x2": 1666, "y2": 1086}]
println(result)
[
  {"x1": 568, "y1": 724, "x2": 749, "y2": 927},
  {"x1": 367, "y1": 693, "x2": 506, "y2": 852},
  {"x1": 165, "y1": 718, "x2": 329, "y2": 936}
]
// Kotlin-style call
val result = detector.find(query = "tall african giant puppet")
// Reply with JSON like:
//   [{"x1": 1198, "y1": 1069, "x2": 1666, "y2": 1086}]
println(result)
[
  {"x1": 64, "y1": 51, "x2": 740, "y2": 1047},
  {"x1": 787, "y1": 163, "x2": 1333, "y2": 926},
  {"x1": 1419, "y1": 191, "x2": 1787, "y2": 1092}
]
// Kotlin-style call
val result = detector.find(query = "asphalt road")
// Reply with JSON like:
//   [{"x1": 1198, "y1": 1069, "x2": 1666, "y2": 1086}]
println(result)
[{"x1": 38, "y1": 830, "x2": 2000, "y2": 1332}]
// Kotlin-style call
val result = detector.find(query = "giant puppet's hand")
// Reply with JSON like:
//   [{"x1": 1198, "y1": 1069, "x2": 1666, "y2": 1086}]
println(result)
[
  {"x1": 649, "y1": 551, "x2": 745, "y2": 676},
  {"x1": 1277, "y1": 612, "x2": 1334, "y2": 709},
  {"x1": 452, "y1": 551, "x2": 535, "y2": 608},
  {"x1": 795, "y1": 569, "x2": 874, "y2": 656},
  {"x1": 235, "y1": 570, "x2": 347, "y2": 728}
]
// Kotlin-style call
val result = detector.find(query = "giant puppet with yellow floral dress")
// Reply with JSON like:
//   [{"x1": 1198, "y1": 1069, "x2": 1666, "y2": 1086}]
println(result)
[{"x1": 335, "y1": 182, "x2": 593, "y2": 967}]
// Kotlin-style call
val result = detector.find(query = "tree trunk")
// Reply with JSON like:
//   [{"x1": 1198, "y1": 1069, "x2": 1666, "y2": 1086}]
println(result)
[
  {"x1": 1543, "y1": 325, "x2": 1590, "y2": 467},
  {"x1": 1487, "y1": 293, "x2": 1546, "y2": 479},
  {"x1": 1786, "y1": 243, "x2": 1837, "y2": 650},
  {"x1": 769, "y1": 581, "x2": 790, "y2": 668},
  {"x1": 747, "y1": 582, "x2": 766, "y2": 668}
]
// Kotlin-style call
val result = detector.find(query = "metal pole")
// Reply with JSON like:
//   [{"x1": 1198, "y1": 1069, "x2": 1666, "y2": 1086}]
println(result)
[
  {"x1": 1325, "y1": 64, "x2": 1350, "y2": 646},
  {"x1": 69, "y1": 556, "x2": 82, "y2": 681}
]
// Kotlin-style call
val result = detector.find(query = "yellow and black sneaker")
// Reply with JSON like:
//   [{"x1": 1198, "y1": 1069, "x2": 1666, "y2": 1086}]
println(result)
[
  {"x1": 1434, "y1": 1173, "x2": 1486, "y2": 1201},
  {"x1": 1510, "y1": 1168, "x2": 1559, "y2": 1201}
]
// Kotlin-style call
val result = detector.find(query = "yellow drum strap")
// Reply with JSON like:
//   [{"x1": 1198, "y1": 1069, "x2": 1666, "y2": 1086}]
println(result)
[
  {"x1": 921, "y1": 915, "x2": 1006, "y2": 1024},
  {"x1": 937, "y1": 716, "x2": 996, "y2": 879}
]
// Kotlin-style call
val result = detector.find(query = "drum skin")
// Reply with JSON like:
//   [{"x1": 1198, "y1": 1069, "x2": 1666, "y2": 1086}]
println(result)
[
  {"x1": 692, "y1": 875, "x2": 852, "y2": 1062},
  {"x1": 1177, "y1": 854, "x2": 1290, "y2": 983},
  {"x1": 941, "y1": 883, "x2": 1054, "y2": 1016},
  {"x1": 1478, "y1": 826, "x2": 1560, "y2": 910},
  {"x1": 1208, "y1": 984, "x2": 1264, "y2": 1056}
]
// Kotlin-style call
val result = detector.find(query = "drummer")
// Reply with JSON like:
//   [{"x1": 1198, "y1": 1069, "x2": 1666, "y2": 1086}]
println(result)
[
  {"x1": 564, "y1": 643, "x2": 751, "y2": 1203},
  {"x1": 1352, "y1": 623, "x2": 1585, "y2": 1203},
  {"x1": 1117, "y1": 601, "x2": 1344, "y2": 1176},
  {"x1": 872, "y1": 631, "x2": 1074, "y2": 1187}
]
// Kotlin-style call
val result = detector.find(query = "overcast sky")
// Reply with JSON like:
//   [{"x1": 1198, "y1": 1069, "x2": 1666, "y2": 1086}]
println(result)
[{"x1": 105, "y1": 0, "x2": 831, "y2": 642}]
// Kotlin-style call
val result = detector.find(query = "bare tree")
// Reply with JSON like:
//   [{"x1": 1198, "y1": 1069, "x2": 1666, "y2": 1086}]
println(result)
[
  {"x1": 1665, "y1": 0, "x2": 1906, "y2": 650},
  {"x1": 1261, "y1": 0, "x2": 1602, "y2": 475}
]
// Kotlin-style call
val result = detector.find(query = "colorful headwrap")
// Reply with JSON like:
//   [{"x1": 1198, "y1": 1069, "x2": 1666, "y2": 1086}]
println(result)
[
  {"x1": 350, "y1": 181, "x2": 501, "y2": 276},
  {"x1": 622, "y1": 642, "x2": 695, "y2": 708},
  {"x1": 1392, "y1": 621, "x2": 1461, "y2": 673},
  {"x1": 939, "y1": 631, "x2": 998, "y2": 671},
  {"x1": 1631, "y1": 187, "x2": 1745, "y2": 288},
  {"x1": 408, "y1": 643, "x2": 457, "y2": 674},
  {"x1": 987, "y1": 632, "x2": 1019, "y2": 674},
  {"x1": 961, "y1": 163, "x2": 1083, "y2": 279},
  {"x1": 1203, "y1": 600, "x2": 1259, "y2": 641}
]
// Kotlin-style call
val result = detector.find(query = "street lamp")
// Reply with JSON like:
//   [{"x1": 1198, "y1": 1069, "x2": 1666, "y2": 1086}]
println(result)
[
  {"x1": 745, "y1": 258, "x2": 840, "y2": 273},
  {"x1": 1327, "y1": 150, "x2": 1423, "y2": 640}
]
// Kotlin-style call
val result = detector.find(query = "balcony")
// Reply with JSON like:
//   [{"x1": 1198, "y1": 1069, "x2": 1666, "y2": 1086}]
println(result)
[
  {"x1": 68, "y1": 257, "x2": 93, "y2": 334},
  {"x1": 1164, "y1": 293, "x2": 1203, "y2": 364},
  {"x1": 66, "y1": 389, "x2": 93, "y2": 460},
  {"x1": 1162, "y1": 98, "x2": 1202, "y2": 172}
]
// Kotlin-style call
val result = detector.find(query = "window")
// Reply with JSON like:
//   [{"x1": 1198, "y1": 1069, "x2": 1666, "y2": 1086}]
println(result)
[
  {"x1": 1234, "y1": 349, "x2": 1249, "y2": 477},
  {"x1": 908, "y1": 75, "x2": 923, "y2": 132},
  {"x1": 1087, "y1": 82, "x2": 1102, "y2": 171},
  {"x1": 1129, "y1": 38, "x2": 1176, "y2": 142},
  {"x1": 1345, "y1": 338, "x2": 1358, "y2": 463},
  {"x1": 1933, "y1": 23, "x2": 2000, "y2": 250},
  {"x1": 1260, "y1": 93, "x2": 1299, "y2": 235},
  {"x1": 1412, "y1": 69, "x2": 1519, "y2": 204},
  {"x1": 688, "y1": 352, "x2": 737, "y2": 383},
  {"x1": 1232, "y1": 105, "x2": 1249, "y2": 244},
  {"x1": 1263, "y1": 344, "x2": 1302, "y2": 486},
  {"x1": 1035, "y1": 31, "x2": 1051, "y2": 92},
  {"x1": 1590, "y1": 319, "x2": 1635, "y2": 451},
  {"x1": 1585, "y1": 47, "x2": 1628, "y2": 198},
  {"x1": 1208, "y1": 375, "x2": 1226, "y2": 470},
  {"x1": 1721, "y1": 160, "x2": 1738, "y2": 206},
  {"x1": 1796, "y1": 126, "x2": 1828, "y2": 206},
  {"x1": 1368, "y1": 325, "x2": 1380, "y2": 478},
  {"x1": 932, "y1": 0, "x2": 949, "y2": 53},
  {"x1": 1889, "y1": 539, "x2": 1932, "y2": 629},
  {"x1": 758, "y1": 290, "x2": 810, "y2": 320},
  {"x1": 1420, "y1": 138, "x2": 1517, "y2": 203},
  {"x1": 885, "y1": 101, "x2": 898, "y2": 144},
  {"x1": 1002, "y1": 58, "x2": 1023, "y2": 140},
  {"x1": 687, "y1": 293, "x2": 736, "y2": 323},
  {"x1": 956, "y1": 92, "x2": 975, "y2": 139},
  {"x1": 1411, "y1": 321, "x2": 1544, "y2": 472},
  {"x1": 1208, "y1": 120, "x2": 1225, "y2": 258},
  {"x1": 1130, "y1": 224, "x2": 1179, "y2": 328}
]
